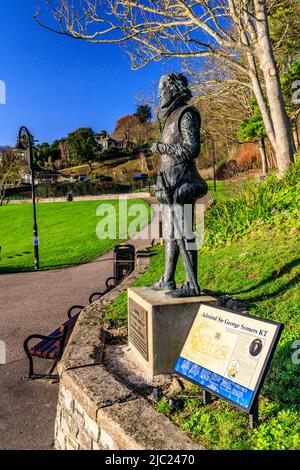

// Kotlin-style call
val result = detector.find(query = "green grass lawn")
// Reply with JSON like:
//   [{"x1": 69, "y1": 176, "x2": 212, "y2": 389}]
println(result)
[
  {"x1": 206, "y1": 180, "x2": 226, "y2": 202},
  {"x1": 206, "y1": 179, "x2": 251, "y2": 204},
  {"x1": 105, "y1": 223, "x2": 300, "y2": 450},
  {"x1": 0, "y1": 199, "x2": 151, "y2": 273}
]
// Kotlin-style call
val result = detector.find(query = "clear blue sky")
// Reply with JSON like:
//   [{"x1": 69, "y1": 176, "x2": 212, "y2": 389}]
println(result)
[{"x1": 0, "y1": 1, "x2": 168, "y2": 146}]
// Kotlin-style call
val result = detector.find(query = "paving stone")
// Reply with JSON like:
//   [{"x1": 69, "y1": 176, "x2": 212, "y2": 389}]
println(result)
[
  {"x1": 56, "y1": 427, "x2": 66, "y2": 450},
  {"x1": 69, "y1": 420, "x2": 80, "y2": 439},
  {"x1": 77, "y1": 428, "x2": 92, "y2": 450},
  {"x1": 85, "y1": 414, "x2": 100, "y2": 442},
  {"x1": 66, "y1": 436, "x2": 79, "y2": 451},
  {"x1": 63, "y1": 388, "x2": 74, "y2": 413},
  {"x1": 100, "y1": 429, "x2": 118, "y2": 451},
  {"x1": 92, "y1": 440, "x2": 103, "y2": 451}
]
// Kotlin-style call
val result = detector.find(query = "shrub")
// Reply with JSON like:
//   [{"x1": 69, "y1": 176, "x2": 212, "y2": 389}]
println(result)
[
  {"x1": 215, "y1": 160, "x2": 240, "y2": 180},
  {"x1": 204, "y1": 159, "x2": 300, "y2": 249}
]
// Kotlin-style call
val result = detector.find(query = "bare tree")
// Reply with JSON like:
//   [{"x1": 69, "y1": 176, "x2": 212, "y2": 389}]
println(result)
[
  {"x1": 189, "y1": 59, "x2": 273, "y2": 172},
  {"x1": 134, "y1": 80, "x2": 162, "y2": 137},
  {"x1": 35, "y1": 0, "x2": 295, "y2": 176},
  {"x1": 0, "y1": 149, "x2": 23, "y2": 206}
]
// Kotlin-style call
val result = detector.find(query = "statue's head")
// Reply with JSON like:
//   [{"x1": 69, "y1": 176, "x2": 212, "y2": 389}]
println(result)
[{"x1": 158, "y1": 73, "x2": 191, "y2": 109}]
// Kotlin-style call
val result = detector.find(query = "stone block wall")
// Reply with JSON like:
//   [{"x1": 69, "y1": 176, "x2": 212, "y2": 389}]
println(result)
[{"x1": 55, "y1": 386, "x2": 112, "y2": 450}]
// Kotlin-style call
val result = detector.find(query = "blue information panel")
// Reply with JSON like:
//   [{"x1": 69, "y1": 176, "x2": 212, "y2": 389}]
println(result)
[
  {"x1": 174, "y1": 304, "x2": 283, "y2": 412},
  {"x1": 175, "y1": 357, "x2": 254, "y2": 409}
]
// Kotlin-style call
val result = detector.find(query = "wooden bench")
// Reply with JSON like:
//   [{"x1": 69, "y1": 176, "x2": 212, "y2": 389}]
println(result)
[
  {"x1": 23, "y1": 305, "x2": 84, "y2": 380},
  {"x1": 23, "y1": 271, "x2": 132, "y2": 380}
]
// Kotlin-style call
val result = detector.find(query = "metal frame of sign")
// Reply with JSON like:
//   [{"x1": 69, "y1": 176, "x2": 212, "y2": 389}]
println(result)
[{"x1": 174, "y1": 303, "x2": 284, "y2": 417}]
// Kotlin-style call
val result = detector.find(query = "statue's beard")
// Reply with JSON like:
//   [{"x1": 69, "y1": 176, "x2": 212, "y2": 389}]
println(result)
[{"x1": 160, "y1": 96, "x2": 173, "y2": 109}]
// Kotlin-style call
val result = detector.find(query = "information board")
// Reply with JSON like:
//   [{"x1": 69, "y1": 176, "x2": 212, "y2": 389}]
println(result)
[{"x1": 174, "y1": 304, "x2": 283, "y2": 412}]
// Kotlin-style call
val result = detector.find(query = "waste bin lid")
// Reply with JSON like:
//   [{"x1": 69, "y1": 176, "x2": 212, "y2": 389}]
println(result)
[{"x1": 114, "y1": 243, "x2": 135, "y2": 250}]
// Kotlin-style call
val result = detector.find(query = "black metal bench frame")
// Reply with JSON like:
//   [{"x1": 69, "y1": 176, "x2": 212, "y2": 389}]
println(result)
[
  {"x1": 88, "y1": 276, "x2": 119, "y2": 304},
  {"x1": 23, "y1": 305, "x2": 84, "y2": 380}
]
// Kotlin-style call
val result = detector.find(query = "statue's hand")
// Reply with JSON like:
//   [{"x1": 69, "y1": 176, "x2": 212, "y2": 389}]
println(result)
[{"x1": 150, "y1": 143, "x2": 159, "y2": 154}]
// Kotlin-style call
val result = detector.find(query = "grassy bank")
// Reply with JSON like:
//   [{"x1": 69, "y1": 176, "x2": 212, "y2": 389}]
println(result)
[
  {"x1": 206, "y1": 179, "x2": 246, "y2": 203},
  {"x1": 0, "y1": 199, "x2": 151, "y2": 273},
  {"x1": 105, "y1": 163, "x2": 300, "y2": 450}
]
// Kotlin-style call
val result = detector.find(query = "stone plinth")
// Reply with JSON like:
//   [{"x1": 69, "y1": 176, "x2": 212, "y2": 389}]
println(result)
[{"x1": 128, "y1": 287, "x2": 218, "y2": 376}]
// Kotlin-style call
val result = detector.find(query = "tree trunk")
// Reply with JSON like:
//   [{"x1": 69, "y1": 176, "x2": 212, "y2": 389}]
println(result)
[
  {"x1": 248, "y1": 63, "x2": 276, "y2": 150},
  {"x1": 254, "y1": 0, "x2": 295, "y2": 177},
  {"x1": 258, "y1": 136, "x2": 268, "y2": 175},
  {"x1": 238, "y1": 8, "x2": 278, "y2": 159},
  {"x1": 266, "y1": 141, "x2": 277, "y2": 170}
]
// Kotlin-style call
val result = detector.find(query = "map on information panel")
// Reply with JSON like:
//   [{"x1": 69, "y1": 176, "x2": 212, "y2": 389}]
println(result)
[{"x1": 174, "y1": 304, "x2": 283, "y2": 412}]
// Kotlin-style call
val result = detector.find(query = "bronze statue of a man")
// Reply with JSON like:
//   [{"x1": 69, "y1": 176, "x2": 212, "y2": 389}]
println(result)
[{"x1": 150, "y1": 73, "x2": 207, "y2": 298}]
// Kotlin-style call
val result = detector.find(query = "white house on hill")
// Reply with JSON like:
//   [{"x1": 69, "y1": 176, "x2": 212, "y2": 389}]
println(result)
[{"x1": 97, "y1": 134, "x2": 123, "y2": 151}]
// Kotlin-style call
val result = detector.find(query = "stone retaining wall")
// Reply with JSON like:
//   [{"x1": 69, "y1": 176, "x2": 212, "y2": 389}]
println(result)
[
  {"x1": 54, "y1": 254, "x2": 202, "y2": 451},
  {"x1": 6, "y1": 192, "x2": 151, "y2": 205}
]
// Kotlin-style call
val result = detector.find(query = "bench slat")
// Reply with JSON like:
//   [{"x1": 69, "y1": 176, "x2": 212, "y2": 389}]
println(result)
[
  {"x1": 30, "y1": 331, "x2": 61, "y2": 353},
  {"x1": 30, "y1": 339, "x2": 59, "y2": 354},
  {"x1": 32, "y1": 343, "x2": 60, "y2": 359}
]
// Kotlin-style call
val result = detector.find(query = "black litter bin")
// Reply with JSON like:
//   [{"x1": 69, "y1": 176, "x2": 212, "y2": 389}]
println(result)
[{"x1": 114, "y1": 244, "x2": 135, "y2": 283}]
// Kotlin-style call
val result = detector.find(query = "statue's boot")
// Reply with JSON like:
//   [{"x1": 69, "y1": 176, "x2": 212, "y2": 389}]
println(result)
[
  {"x1": 148, "y1": 240, "x2": 179, "y2": 291},
  {"x1": 166, "y1": 281, "x2": 198, "y2": 298},
  {"x1": 167, "y1": 246, "x2": 200, "y2": 298}
]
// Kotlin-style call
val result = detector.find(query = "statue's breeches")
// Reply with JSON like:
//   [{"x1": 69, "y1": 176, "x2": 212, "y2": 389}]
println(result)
[{"x1": 155, "y1": 161, "x2": 207, "y2": 206}]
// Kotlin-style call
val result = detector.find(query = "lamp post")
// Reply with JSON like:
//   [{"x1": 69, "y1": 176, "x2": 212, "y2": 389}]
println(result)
[{"x1": 18, "y1": 126, "x2": 39, "y2": 271}]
